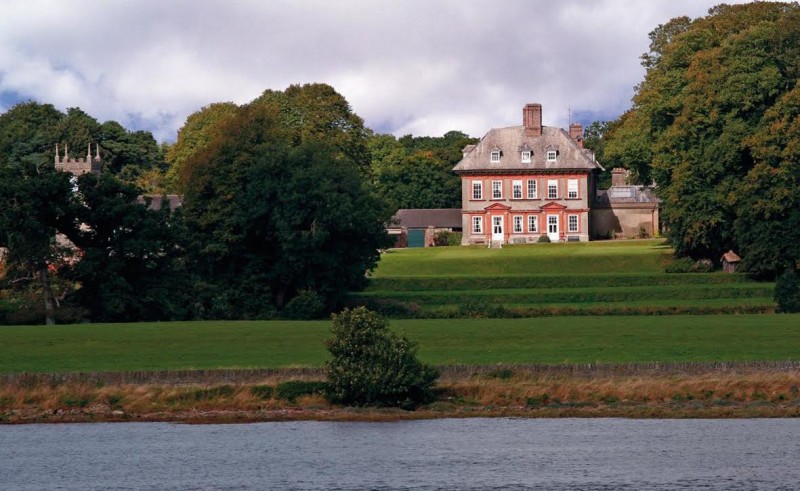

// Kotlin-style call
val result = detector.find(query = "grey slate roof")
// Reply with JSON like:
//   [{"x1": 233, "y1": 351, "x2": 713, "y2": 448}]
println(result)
[
  {"x1": 453, "y1": 126, "x2": 603, "y2": 173},
  {"x1": 390, "y1": 209, "x2": 462, "y2": 229},
  {"x1": 595, "y1": 186, "x2": 660, "y2": 205}
]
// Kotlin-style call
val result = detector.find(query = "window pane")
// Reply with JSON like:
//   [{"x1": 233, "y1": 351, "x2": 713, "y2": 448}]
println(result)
[
  {"x1": 527, "y1": 180, "x2": 537, "y2": 199},
  {"x1": 492, "y1": 180, "x2": 502, "y2": 199},
  {"x1": 548, "y1": 180, "x2": 558, "y2": 199},
  {"x1": 472, "y1": 181, "x2": 482, "y2": 199},
  {"x1": 568, "y1": 215, "x2": 578, "y2": 232},
  {"x1": 528, "y1": 215, "x2": 537, "y2": 232},
  {"x1": 512, "y1": 180, "x2": 522, "y2": 199},
  {"x1": 472, "y1": 216, "x2": 482, "y2": 233},
  {"x1": 568, "y1": 179, "x2": 578, "y2": 199}
]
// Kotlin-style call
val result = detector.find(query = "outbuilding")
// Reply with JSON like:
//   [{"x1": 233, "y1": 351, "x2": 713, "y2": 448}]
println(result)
[
  {"x1": 387, "y1": 209, "x2": 462, "y2": 248},
  {"x1": 721, "y1": 250, "x2": 741, "y2": 273}
]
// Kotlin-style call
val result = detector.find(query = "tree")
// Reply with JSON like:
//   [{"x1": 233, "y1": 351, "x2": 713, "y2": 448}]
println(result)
[
  {"x1": 0, "y1": 101, "x2": 62, "y2": 169},
  {"x1": 252, "y1": 83, "x2": 371, "y2": 172},
  {"x1": 369, "y1": 130, "x2": 476, "y2": 209},
  {"x1": 61, "y1": 173, "x2": 189, "y2": 322},
  {"x1": 181, "y1": 102, "x2": 393, "y2": 316},
  {"x1": 0, "y1": 163, "x2": 76, "y2": 325},
  {"x1": 582, "y1": 120, "x2": 616, "y2": 188},
  {"x1": 603, "y1": 2, "x2": 800, "y2": 268},
  {"x1": 325, "y1": 307, "x2": 438, "y2": 408},
  {"x1": 165, "y1": 102, "x2": 239, "y2": 192},
  {"x1": 774, "y1": 268, "x2": 800, "y2": 313}
]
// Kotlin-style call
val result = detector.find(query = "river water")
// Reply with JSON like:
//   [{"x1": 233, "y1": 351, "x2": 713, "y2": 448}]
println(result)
[{"x1": 1, "y1": 418, "x2": 799, "y2": 490}]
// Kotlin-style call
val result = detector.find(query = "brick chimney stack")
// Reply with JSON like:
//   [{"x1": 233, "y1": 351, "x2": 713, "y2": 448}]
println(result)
[
  {"x1": 611, "y1": 168, "x2": 627, "y2": 187},
  {"x1": 523, "y1": 103, "x2": 542, "y2": 137},
  {"x1": 569, "y1": 123, "x2": 584, "y2": 148}
]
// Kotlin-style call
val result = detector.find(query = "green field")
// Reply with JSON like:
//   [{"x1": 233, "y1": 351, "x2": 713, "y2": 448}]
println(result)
[
  {"x1": 2, "y1": 315, "x2": 799, "y2": 373},
  {"x1": 371, "y1": 240, "x2": 671, "y2": 277},
  {"x1": 354, "y1": 240, "x2": 774, "y2": 316},
  {"x1": 1, "y1": 240, "x2": 788, "y2": 374}
]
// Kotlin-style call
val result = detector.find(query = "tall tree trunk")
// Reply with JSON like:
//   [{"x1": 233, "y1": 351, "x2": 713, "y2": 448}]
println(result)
[{"x1": 39, "y1": 262, "x2": 56, "y2": 325}]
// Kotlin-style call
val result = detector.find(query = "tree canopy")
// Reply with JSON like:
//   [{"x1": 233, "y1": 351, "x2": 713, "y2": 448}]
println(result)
[
  {"x1": 603, "y1": 2, "x2": 800, "y2": 274},
  {"x1": 181, "y1": 102, "x2": 392, "y2": 317},
  {"x1": 369, "y1": 130, "x2": 475, "y2": 209}
]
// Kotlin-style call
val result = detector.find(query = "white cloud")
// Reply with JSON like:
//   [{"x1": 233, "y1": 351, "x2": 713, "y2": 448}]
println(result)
[{"x1": 0, "y1": 0, "x2": 754, "y2": 141}]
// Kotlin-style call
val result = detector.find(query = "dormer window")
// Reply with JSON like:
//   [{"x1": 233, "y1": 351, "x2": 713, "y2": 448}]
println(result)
[
  {"x1": 521, "y1": 151, "x2": 531, "y2": 163},
  {"x1": 490, "y1": 150, "x2": 501, "y2": 163},
  {"x1": 547, "y1": 150, "x2": 557, "y2": 161}
]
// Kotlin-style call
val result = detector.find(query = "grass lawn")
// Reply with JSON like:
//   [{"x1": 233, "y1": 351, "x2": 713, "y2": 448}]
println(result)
[
  {"x1": 2, "y1": 314, "x2": 799, "y2": 373},
  {"x1": 371, "y1": 239, "x2": 672, "y2": 277},
  {"x1": 358, "y1": 240, "x2": 772, "y2": 317}
]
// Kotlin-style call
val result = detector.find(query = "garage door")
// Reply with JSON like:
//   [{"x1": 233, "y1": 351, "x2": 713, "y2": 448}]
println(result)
[{"x1": 407, "y1": 229, "x2": 425, "y2": 248}]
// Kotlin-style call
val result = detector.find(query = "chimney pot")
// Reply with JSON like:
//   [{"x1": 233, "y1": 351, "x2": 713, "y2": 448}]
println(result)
[
  {"x1": 523, "y1": 103, "x2": 542, "y2": 137},
  {"x1": 611, "y1": 168, "x2": 627, "y2": 187},
  {"x1": 569, "y1": 123, "x2": 584, "y2": 148}
]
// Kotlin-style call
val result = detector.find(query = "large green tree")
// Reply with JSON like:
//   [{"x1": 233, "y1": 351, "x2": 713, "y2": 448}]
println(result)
[
  {"x1": 252, "y1": 83, "x2": 371, "y2": 171},
  {"x1": 165, "y1": 102, "x2": 239, "y2": 192},
  {"x1": 181, "y1": 103, "x2": 392, "y2": 317},
  {"x1": 61, "y1": 173, "x2": 188, "y2": 321},
  {"x1": 370, "y1": 130, "x2": 475, "y2": 209},
  {"x1": 0, "y1": 163, "x2": 76, "y2": 324},
  {"x1": 604, "y1": 2, "x2": 800, "y2": 273}
]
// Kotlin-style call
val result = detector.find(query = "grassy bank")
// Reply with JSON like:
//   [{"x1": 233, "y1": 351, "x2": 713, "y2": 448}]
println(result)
[
  {"x1": 2, "y1": 314, "x2": 800, "y2": 373},
  {"x1": 370, "y1": 240, "x2": 671, "y2": 277},
  {"x1": 355, "y1": 240, "x2": 774, "y2": 317},
  {"x1": 3, "y1": 365, "x2": 799, "y2": 423}
]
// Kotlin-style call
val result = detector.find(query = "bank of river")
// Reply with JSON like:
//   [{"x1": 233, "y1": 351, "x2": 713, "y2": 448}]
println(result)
[
  {"x1": 3, "y1": 419, "x2": 800, "y2": 490},
  {"x1": 2, "y1": 366, "x2": 799, "y2": 423}
]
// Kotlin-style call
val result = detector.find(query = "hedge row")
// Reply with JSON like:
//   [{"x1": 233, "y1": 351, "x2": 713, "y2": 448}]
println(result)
[
  {"x1": 352, "y1": 284, "x2": 774, "y2": 306},
  {"x1": 347, "y1": 297, "x2": 774, "y2": 318},
  {"x1": 364, "y1": 273, "x2": 755, "y2": 292}
]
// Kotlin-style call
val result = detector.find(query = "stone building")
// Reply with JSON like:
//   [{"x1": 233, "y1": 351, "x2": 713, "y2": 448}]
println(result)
[
  {"x1": 54, "y1": 143, "x2": 102, "y2": 176},
  {"x1": 591, "y1": 168, "x2": 660, "y2": 239}
]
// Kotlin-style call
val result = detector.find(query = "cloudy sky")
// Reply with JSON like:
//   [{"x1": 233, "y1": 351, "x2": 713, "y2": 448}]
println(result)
[{"x1": 1, "y1": 0, "x2": 751, "y2": 142}]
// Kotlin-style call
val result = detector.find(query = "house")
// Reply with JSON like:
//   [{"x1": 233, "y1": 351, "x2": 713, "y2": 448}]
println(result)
[
  {"x1": 453, "y1": 103, "x2": 603, "y2": 245},
  {"x1": 592, "y1": 168, "x2": 660, "y2": 238},
  {"x1": 387, "y1": 208, "x2": 462, "y2": 248}
]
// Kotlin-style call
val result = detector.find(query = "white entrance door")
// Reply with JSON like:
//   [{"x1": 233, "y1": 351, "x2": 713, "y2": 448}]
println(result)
[
  {"x1": 492, "y1": 216, "x2": 504, "y2": 242},
  {"x1": 547, "y1": 215, "x2": 559, "y2": 242}
]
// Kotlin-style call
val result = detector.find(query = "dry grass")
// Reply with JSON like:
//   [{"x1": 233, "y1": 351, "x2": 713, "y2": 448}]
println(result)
[
  {"x1": 445, "y1": 370, "x2": 800, "y2": 407},
  {"x1": 2, "y1": 369, "x2": 800, "y2": 423}
]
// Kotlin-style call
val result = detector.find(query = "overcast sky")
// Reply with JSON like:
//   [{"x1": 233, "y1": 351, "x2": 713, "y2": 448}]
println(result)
[{"x1": 0, "y1": 0, "x2": 752, "y2": 142}]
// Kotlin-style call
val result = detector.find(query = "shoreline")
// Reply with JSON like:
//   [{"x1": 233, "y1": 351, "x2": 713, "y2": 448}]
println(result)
[{"x1": 3, "y1": 365, "x2": 800, "y2": 424}]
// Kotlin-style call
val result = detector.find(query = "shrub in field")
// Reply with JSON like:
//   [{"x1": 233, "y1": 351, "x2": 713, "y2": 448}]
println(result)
[
  {"x1": 325, "y1": 307, "x2": 438, "y2": 408},
  {"x1": 433, "y1": 231, "x2": 462, "y2": 246},
  {"x1": 774, "y1": 269, "x2": 800, "y2": 313},
  {"x1": 690, "y1": 259, "x2": 715, "y2": 273},
  {"x1": 537, "y1": 235, "x2": 551, "y2": 243},
  {"x1": 275, "y1": 380, "x2": 327, "y2": 402},
  {"x1": 282, "y1": 289, "x2": 327, "y2": 320},
  {"x1": 666, "y1": 257, "x2": 716, "y2": 273}
]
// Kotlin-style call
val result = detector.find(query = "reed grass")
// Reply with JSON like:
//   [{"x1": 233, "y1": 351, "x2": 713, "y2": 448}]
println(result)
[{"x1": 3, "y1": 366, "x2": 799, "y2": 423}]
